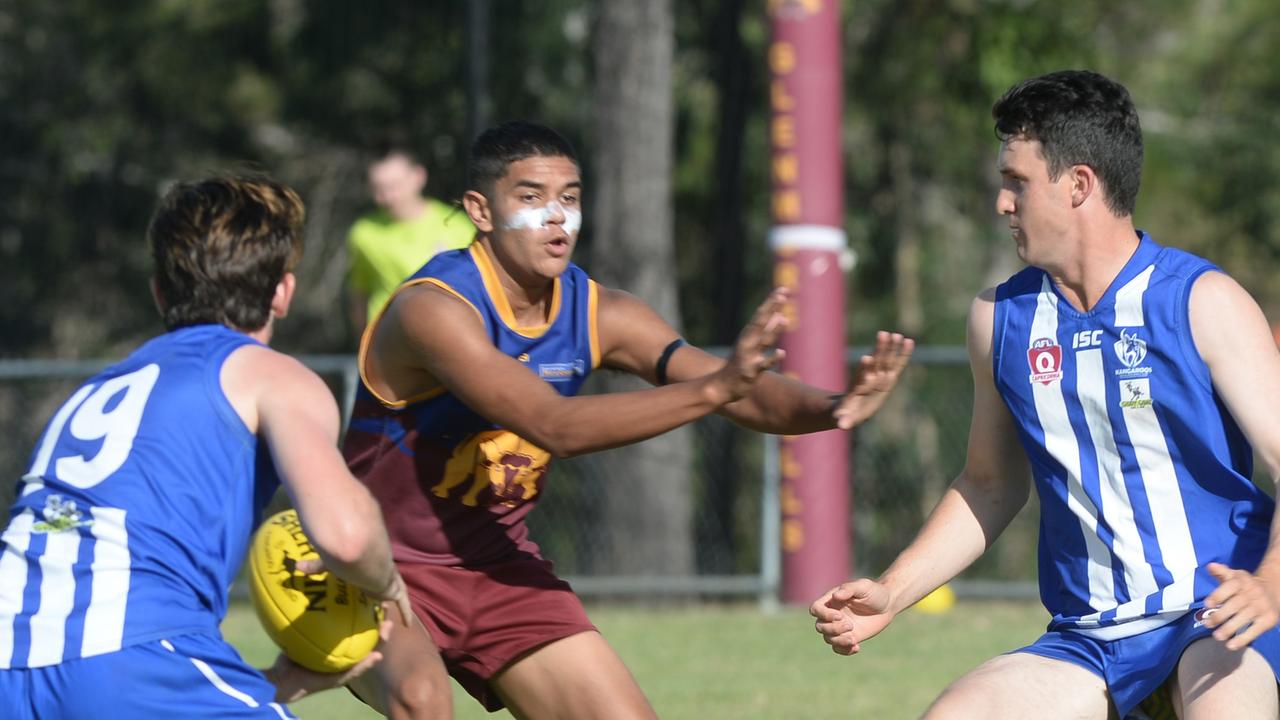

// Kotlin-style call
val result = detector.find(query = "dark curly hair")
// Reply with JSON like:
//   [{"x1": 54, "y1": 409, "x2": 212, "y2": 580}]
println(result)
[
  {"x1": 467, "y1": 121, "x2": 578, "y2": 197},
  {"x1": 993, "y1": 70, "x2": 1143, "y2": 216}
]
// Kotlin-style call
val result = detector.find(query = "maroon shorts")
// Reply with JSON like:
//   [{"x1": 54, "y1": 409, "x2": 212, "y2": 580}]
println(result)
[{"x1": 402, "y1": 554, "x2": 597, "y2": 711}]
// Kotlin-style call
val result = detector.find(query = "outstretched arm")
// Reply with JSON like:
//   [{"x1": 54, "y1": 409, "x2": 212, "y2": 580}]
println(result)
[
  {"x1": 811, "y1": 290, "x2": 1030, "y2": 654},
  {"x1": 597, "y1": 288, "x2": 913, "y2": 434},
  {"x1": 368, "y1": 284, "x2": 792, "y2": 458},
  {"x1": 724, "y1": 330, "x2": 914, "y2": 432},
  {"x1": 1188, "y1": 272, "x2": 1280, "y2": 650}
]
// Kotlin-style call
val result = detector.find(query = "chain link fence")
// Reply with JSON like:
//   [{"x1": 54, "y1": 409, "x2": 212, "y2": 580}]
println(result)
[
  {"x1": 0, "y1": 349, "x2": 1042, "y2": 603},
  {"x1": 531, "y1": 347, "x2": 1041, "y2": 602}
]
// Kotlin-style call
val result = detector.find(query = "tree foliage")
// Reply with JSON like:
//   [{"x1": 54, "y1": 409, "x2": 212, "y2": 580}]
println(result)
[
  {"x1": 6, "y1": 0, "x2": 1280, "y2": 581},
  {"x1": 6, "y1": 0, "x2": 1279, "y2": 359}
]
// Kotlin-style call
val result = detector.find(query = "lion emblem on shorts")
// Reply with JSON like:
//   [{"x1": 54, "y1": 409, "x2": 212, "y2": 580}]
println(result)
[{"x1": 431, "y1": 430, "x2": 552, "y2": 507}]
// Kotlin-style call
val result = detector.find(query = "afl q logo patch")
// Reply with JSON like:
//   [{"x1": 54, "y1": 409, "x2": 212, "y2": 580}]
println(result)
[{"x1": 1027, "y1": 337, "x2": 1063, "y2": 385}]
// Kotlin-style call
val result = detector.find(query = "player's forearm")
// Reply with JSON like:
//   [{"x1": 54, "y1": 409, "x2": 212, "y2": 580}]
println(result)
[
  {"x1": 718, "y1": 372, "x2": 840, "y2": 434},
  {"x1": 317, "y1": 529, "x2": 398, "y2": 602},
  {"x1": 518, "y1": 374, "x2": 737, "y2": 458},
  {"x1": 299, "y1": 489, "x2": 398, "y2": 598},
  {"x1": 878, "y1": 472, "x2": 1027, "y2": 614}
]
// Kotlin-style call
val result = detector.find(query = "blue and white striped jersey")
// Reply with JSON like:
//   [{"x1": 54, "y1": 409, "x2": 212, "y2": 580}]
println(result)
[
  {"x1": 992, "y1": 232, "x2": 1275, "y2": 639},
  {"x1": 0, "y1": 325, "x2": 279, "y2": 668}
]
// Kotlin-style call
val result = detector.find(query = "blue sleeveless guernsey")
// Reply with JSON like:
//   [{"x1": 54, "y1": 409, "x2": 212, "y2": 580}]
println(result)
[
  {"x1": 0, "y1": 325, "x2": 276, "y2": 668},
  {"x1": 344, "y1": 243, "x2": 599, "y2": 567},
  {"x1": 993, "y1": 231, "x2": 1275, "y2": 639}
]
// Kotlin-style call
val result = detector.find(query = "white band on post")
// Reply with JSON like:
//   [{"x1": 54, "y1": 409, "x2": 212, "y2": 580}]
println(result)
[
  {"x1": 767, "y1": 224, "x2": 846, "y2": 251},
  {"x1": 768, "y1": 225, "x2": 856, "y2": 271}
]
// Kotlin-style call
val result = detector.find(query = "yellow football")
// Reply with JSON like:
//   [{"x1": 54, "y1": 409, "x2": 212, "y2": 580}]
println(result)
[
  {"x1": 912, "y1": 583, "x2": 957, "y2": 615},
  {"x1": 247, "y1": 509, "x2": 383, "y2": 672}
]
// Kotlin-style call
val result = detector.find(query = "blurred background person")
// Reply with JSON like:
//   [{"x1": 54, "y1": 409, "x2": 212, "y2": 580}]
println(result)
[{"x1": 347, "y1": 142, "x2": 476, "y2": 338}]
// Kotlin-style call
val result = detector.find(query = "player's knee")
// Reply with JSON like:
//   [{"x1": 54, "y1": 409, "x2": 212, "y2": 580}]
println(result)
[{"x1": 385, "y1": 670, "x2": 452, "y2": 720}]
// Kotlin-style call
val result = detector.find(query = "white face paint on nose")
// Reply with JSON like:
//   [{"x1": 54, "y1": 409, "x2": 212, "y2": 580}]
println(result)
[
  {"x1": 505, "y1": 201, "x2": 582, "y2": 236},
  {"x1": 561, "y1": 206, "x2": 582, "y2": 235},
  {"x1": 504, "y1": 205, "x2": 549, "y2": 231}
]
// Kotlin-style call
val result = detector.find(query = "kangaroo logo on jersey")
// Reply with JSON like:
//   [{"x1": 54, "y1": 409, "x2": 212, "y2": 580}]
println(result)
[
  {"x1": 1119, "y1": 379, "x2": 1153, "y2": 410},
  {"x1": 1113, "y1": 329, "x2": 1152, "y2": 377},
  {"x1": 32, "y1": 494, "x2": 93, "y2": 533},
  {"x1": 538, "y1": 359, "x2": 585, "y2": 382},
  {"x1": 1027, "y1": 338, "x2": 1063, "y2": 385}
]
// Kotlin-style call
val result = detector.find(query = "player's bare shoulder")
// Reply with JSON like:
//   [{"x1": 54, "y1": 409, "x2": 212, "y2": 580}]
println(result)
[
  {"x1": 593, "y1": 284, "x2": 682, "y2": 374},
  {"x1": 377, "y1": 281, "x2": 487, "y2": 353},
  {"x1": 966, "y1": 287, "x2": 999, "y2": 363},
  {"x1": 1188, "y1": 269, "x2": 1274, "y2": 370},
  {"x1": 220, "y1": 343, "x2": 336, "y2": 435},
  {"x1": 397, "y1": 280, "x2": 483, "y2": 317},
  {"x1": 593, "y1": 284, "x2": 650, "y2": 320},
  {"x1": 1188, "y1": 269, "x2": 1251, "y2": 323}
]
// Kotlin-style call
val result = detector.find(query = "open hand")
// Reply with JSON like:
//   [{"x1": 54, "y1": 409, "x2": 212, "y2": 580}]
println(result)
[
  {"x1": 718, "y1": 288, "x2": 791, "y2": 401},
  {"x1": 831, "y1": 331, "x2": 914, "y2": 430},
  {"x1": 1202, "y1": 562, "x2": 1280, "y2": 651},
  {"x1": 809, "y1": 579, "x2": 896, "y2": 656},
  {"x1": 266, "y1": 629, "x2": 388, "y2": 704}
]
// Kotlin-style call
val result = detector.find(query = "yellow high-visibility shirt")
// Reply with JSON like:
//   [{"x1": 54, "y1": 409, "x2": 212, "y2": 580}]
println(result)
[{"x1": 346, "y1": 198, "x2": 476, "y2": 322}]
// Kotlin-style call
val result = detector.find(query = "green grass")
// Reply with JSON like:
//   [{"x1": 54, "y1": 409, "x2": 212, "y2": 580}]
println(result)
[{"x1": 222, "y1": 599, "x2": 1050, "y2": 719}]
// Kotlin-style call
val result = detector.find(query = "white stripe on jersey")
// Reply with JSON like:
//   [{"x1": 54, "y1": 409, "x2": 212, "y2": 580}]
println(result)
[
  {"x1": 1075, "y1": 570, "x2": 1198, "y2": 637},
  {"x1": 1030, "y1": 277, "x2": 1115, "y2": 610},
  {"x1": 1072, "y1": 609, "x2": 1184, "y2": 640},
  {"x1": 26, "y1": 526, "x2": 82, "y2": 666},
  {"x1": 80, "y1": 506, "x2": 130, "y2": 658},
  {"x1": 1124, "y1": 397, "x2": 1197, "y2": 607},
  {"x1": 1114, "y1": 266, "x2": 1154, "y2": 327},
  {"x1": 1115, "y1": 265, "x2": 1197, "y2": 613},
  {"x1": 0, "y1": 510, "x2": 35, "y2": 669},
  {"x1": 1075, "y1": 348, "x2": 1158, "y2": 601}
]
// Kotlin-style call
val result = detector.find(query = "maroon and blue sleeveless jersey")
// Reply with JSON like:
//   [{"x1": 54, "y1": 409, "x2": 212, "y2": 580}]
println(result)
[
  {"x1": 992, "y1": 231, "x2": 1274, "y2": 639},
  {"x1": 344, "y1": 244, "x2": 600, "y2": 566},
  {"x1": 0, "y1": 325, "x2": 277, "y2": 668}
]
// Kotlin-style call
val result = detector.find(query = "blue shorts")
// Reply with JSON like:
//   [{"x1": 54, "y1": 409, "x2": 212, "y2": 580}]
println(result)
[
  {"x1": 1014, "y1": 609, "x2": 1280, "y2": 716},
  {"x1": 0, "y1": 632, "x2": 296, "y2": 719}
]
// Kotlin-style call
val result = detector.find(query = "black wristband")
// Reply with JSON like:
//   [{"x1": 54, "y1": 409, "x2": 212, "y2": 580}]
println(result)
[{"x1": 655, "y1": 338, "x2": 686, "y2": 386}]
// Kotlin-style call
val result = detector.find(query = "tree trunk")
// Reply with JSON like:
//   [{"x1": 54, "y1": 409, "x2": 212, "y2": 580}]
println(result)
[
  {"x1": 590, "y1": 0, "x2": 693, "y2": 576},
  {"x1": 701, "y1": 0, "x2": 750, "y2": 574}
]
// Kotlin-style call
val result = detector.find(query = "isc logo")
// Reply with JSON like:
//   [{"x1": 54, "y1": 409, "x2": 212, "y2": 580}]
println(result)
[{"x1": 1072, "y1": 329, "x2": 1103, "y2": 349}]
